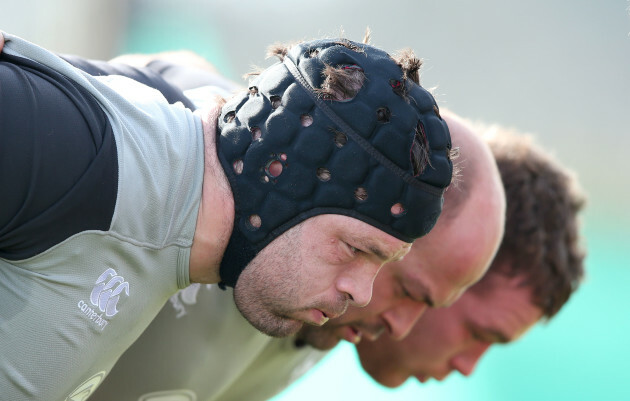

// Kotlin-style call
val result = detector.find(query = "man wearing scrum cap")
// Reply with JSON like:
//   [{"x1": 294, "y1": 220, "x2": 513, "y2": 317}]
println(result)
[
  {"x1": 52, "y1": 47, "x2": 504, "y2": 401},
  {"x1": 66, "y1": 48, "x2": 583, "y2": 400},
  {"x1": 203, "y1": 123, "x2": 584, "y2": 401},
  {"x1": 89, "y1": 109, "x2": 505, "y2": 401},
  {"x1": 90, "y1": 113, "x2": 581, "y2": 401},
  {"x1": 0, "y1": 32, "x2": 453, "y2": 400}
]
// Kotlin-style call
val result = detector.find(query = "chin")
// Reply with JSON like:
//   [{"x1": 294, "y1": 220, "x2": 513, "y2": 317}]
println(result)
[
  {"x1": 297, "y1": 329, "x2": 341, "y2": 350},
  {"x1": 361, "y1": 363, "x2": 406, "y2": 388},
  {"x1": 261, "y1": 317, "x2": 304, "y2": 338},
  {"x1": 236, "y1": 303, "x2": 303, "y2": 338},
  {"x1": 374, "y1": 375, "x2": 407, "y2": 388}
]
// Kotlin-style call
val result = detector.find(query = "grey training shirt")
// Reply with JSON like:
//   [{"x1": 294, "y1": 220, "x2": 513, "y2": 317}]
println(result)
[{"x1": 0, "y1": 32, "x2": 204, "y2": 401}]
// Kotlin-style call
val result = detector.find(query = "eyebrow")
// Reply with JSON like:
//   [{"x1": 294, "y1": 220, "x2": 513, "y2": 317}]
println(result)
[
  {"x1": 351, "y1": 237, "x2": 398, "y2": 262},
  {"x1": 405, "y1": 279, "x2": 435, "y2": 307}
]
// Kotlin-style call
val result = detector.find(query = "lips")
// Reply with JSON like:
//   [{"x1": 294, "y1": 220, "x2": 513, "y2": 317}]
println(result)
[
  {"x1": 340, "y1": 326, "x2": 362, "y2": 344},
  {"x1": 322, "y1": 310, "x2": 342, "y2": 320},
  {"x1": 307, "y1": 309, "x2": 329, "y2": 326},
  {"x1": 338, "y1": 322, "x2": 386, "y2": 344}
]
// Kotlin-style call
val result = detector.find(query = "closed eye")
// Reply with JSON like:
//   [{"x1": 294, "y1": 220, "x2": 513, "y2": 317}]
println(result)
[
  {"x1": 470, "y1": 328, "x2": 507, "y2": 344},
  {"x1": 342, "y1": 242, "x2": 362, "y2": 259},
  {"x1": 470, "y1": 330, "x2": 485, "y2": 342}
]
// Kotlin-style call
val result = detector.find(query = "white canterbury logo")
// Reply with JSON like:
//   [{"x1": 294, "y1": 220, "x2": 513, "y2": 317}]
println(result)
[
  {"x1": 90, "y1": 268, "x2": 129, "y2": 317},
  {"x1": 169, "y1": 283, "x2": 209, "y2": 318}
]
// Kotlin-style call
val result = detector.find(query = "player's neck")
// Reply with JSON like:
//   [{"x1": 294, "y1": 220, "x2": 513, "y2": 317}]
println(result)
[{"x1": 189, "y1": 106, "x2": 235, "y2": 284}]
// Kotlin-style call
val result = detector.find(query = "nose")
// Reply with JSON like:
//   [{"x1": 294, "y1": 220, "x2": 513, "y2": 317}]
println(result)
[
  {"x1": 336, "y1": 262, "x2": 381, "y2": 307},
  {"x1": 381, "y1": 301, "x2": 428, "y2": 340},
  {"x1": 450, "y1": 342, "x2": 491, "y2": 377}
]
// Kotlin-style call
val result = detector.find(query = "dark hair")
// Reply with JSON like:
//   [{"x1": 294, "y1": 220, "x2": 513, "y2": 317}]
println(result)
[{"x1": 479, "y1": 126, "x2": 586, "y2": 319}]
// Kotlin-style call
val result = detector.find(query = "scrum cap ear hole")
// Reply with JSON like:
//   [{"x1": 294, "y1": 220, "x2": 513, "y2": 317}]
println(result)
[
  {"x1": 316, "y1": 167, "x2": 331, "y2": 181},
  {"x1": 248, "y1": 214, "x2": 262, "y2": 229},
  {"x1": 224, "y1": 111, "x2": 236, "y2": 123},
  {"x1": 301, "y1": 114, "x2": 313, "y2": 127},
  {"x1": 333, "y1": 130, "x2": 347, "y2": 148},
  {"x1": 376, "y1": 107, "x2": 391, "y2": 123},
  {"x1": 251, "y1": 127, "x2": 262, "y2": 141},
  {"x1": 270, "y1": 96, "x2": 282, "y2": 109},
  {"x1": 232, "y1": 159, "x2": 244, "y2": 175},
  {"x1": 391, "y1": 203, "x2": 406, "y2": 217},
  {"x1": 389, "y1": 79, "x2": 406, "y2": 97},
  {"x1": 354, "y1": 187, "x2": 368, "y2": 201},
  {"x1": 265, "y1": 160, "x2": 283, "y2": 178}
]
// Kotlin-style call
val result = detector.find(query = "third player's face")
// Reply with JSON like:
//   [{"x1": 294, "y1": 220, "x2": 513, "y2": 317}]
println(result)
[
  {"x1": 233, "y1": 214, "x2": 411, "y2": 338},
  {"x1": 355, "y1": 272, "x2": 543, "y2": 387}
]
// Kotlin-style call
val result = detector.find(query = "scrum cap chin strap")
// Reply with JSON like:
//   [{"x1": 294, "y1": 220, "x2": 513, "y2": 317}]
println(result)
[{"x1": 217, "y1": 39, "x2": 453, "y2": 288}]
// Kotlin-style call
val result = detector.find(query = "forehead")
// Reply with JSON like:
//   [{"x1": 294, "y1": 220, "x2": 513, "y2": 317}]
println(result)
[
  {"x1": 397, "y1": 192, "x2": 502, "y2": 306},
  {"x1": 394, "y1": 227, "x2": 489, "y2": 308}
]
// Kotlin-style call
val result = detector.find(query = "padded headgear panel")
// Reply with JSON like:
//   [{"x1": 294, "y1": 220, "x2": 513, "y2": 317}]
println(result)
[{"x1": 217, "y1": 39, "x2": 453, "y2": 287}]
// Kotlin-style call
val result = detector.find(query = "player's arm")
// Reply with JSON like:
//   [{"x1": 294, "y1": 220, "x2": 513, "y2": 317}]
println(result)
[
  {"x1": 61, "y1": 54, "x2": 197, "y2": 110},
  {"x1": 0, "y1": 30, "x2": 195, "y2": 110},
  {"x1": 0, "y1": 46, "x2": 118, "y2": 260}
]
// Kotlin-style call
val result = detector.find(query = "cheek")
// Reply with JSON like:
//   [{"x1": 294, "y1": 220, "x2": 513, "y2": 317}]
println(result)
[
  {"x1": 289, "y1": 260, "x2": 347, "y2": 306},
  {"x1": 410, "y1": 317, "x2": 460, "y2": 359},
  {"x1": 247, "y1": 248, "x2": 311, "y2": 306},
  {"x1": 299, "y1": 264, "x2": 341, "y2": 299},
  {"x1": 372, "y1": 273, "x2": 395, "y2": 296},
  {"x1": 302, "y1": 256, "x2": 367, "y2": 298},
  {"x1": 357, "y1": 342, "x2": 399, "y2": 382},
  {"x1": 370, "y1": 269, "x2": 400, "y2": 302},
  {"x1": 357, "y1": 287, "x2": 388, "y2": 313}
]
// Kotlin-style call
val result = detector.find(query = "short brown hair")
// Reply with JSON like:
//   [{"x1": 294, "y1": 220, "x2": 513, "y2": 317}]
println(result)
[{"x1": 480, "y1": 126, "x2": 586, "y2": 319}]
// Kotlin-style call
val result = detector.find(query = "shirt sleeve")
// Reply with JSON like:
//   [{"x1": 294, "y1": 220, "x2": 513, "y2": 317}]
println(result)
[
  {"x1": 61, "y1": 54, "x2": 196, "y2": 110},
  {"x1": 0, "y1": 52, "x2": 118, "y2": 260}
]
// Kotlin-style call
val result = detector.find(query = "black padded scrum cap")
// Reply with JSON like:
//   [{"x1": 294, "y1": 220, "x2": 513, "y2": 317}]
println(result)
[{"x1": 216, "y1": 39, "x2": 453, "y2": 287}]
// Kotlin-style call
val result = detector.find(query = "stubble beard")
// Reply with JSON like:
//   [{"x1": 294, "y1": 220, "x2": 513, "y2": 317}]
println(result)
[{"x1": 233, "y1": 226, "x2": 305, "y2": 337}]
